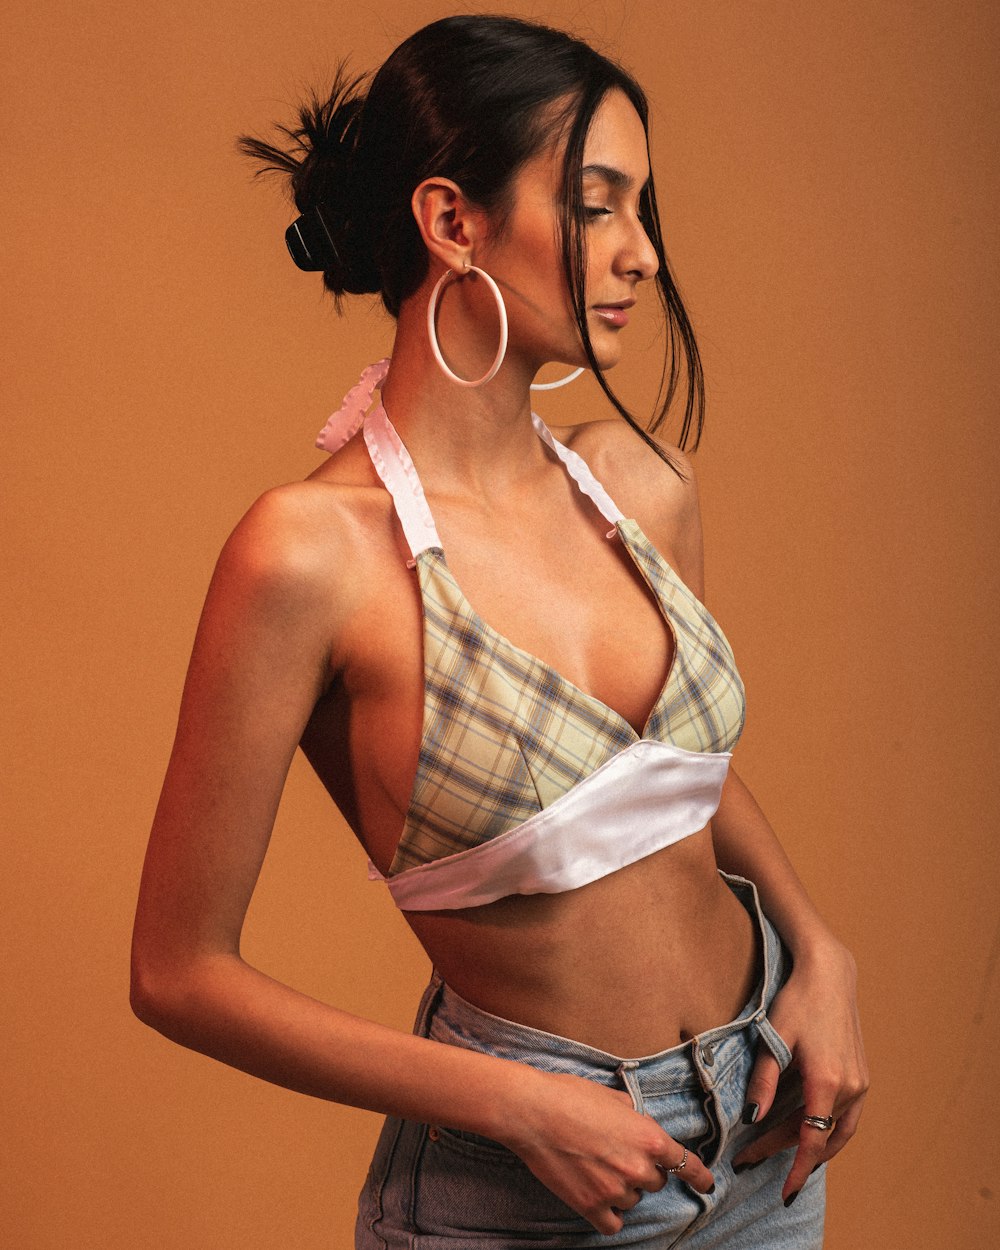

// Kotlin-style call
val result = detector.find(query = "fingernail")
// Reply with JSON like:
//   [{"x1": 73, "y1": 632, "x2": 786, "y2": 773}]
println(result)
[
  {"x1": 706, "y1": 1184, "x2": 716, "y2": 1195},
  {"x1": 784, "y1": 1190, "x2": 800, "y2": 1208},
  {"x1": 741, "y1": 1102, "x2": 760, "y2": 1125},
  {"x1": 733, "y1": 1160, "x2": 764, "y2": 1175}
]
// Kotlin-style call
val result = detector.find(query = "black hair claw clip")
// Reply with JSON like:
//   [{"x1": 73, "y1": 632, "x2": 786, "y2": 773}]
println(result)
[{"x1": 285, "y1": 205, "x2": 340, "y2": 271}]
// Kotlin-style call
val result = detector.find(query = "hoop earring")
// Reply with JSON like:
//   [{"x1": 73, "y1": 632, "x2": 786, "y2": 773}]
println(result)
[
  {"x1": 427, "y1": 266, "x2": 508, "y2": 388},
  {"x1": 530, "y1": 368, "x2": 585, "y2": 391}
]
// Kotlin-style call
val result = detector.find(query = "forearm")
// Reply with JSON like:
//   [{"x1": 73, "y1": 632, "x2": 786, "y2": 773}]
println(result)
[
  {"x1": 712, "y1": 765, "x2": 846, "y2": 964},
  {"x1": 131, "y1": 952, "x2": 530, "y2": 1141},
  {"x1": 716, "y1": 766, "x2": 868, "y2": 1186},
  {"x1": 132, "y1": 948, "x2": 718, "y2": 1233}
]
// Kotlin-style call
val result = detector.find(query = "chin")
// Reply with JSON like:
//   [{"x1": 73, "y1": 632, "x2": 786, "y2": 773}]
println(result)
[
  {"x1": 590, "y1": 346, "x2": 623, "y2": 373},
  {"x1": 585, "y1": 330, "x2": 625, "y2": 372}
]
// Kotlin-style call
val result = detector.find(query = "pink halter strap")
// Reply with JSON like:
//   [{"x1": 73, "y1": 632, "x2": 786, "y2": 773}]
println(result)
[
  {"x1": 363, "y1": 406, "x2": 443, "y2": 559},
  {"x1": 315, "y1": 358, "x2": 391, "y2": 454},
  {"x1": 315, "y1": 360, "x2": 626, "y2": 559}
]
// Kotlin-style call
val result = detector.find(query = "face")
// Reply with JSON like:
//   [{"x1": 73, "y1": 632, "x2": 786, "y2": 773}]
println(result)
[{"x1": 479, "y1": 89, "x2": 660, "y2": 374}]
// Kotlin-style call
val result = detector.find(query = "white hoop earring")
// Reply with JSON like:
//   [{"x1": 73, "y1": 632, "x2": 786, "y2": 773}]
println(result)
[
  {"x1": 530, "y1": 368, "x2": 585, "y2": 391},
  {"x1": 427, "y1": 265, "x2": 508, "y2": 388}
]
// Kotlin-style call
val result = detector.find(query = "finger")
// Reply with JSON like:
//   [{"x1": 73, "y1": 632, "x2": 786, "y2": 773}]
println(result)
[
  {"x1": 641, "y1": 1161, "x2": 669, "y2": 1194},
  {"x1": 657, "y1": 1144, "x2": 715, "y2": 1195},
  {"x1": 822, "y1": 1092, "x2": 864, "y2": 1158},
  {"x1": 742, "y1": 1049, "x2": 782, "y2": 1126},
  {"x1": 782, "y1": 1086, "x2": 839, "y2": 1200},
  {"x1": 588, "y1": 1207, "x2": 625, "y2": 1236},
  {"x1": 732, "y1": 1116, "x2": 799, "y2": 1169},
  {"x1": 610, "y1": 1187, "x2": 645, "y2": 1215}
]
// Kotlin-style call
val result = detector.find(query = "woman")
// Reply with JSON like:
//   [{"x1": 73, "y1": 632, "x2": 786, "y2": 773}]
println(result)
[{"x1": 131, "y1": 15, "x2": 866, "y2": 1247}]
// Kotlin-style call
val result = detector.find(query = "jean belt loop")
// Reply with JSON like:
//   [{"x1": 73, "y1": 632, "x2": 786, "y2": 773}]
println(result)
[
  {"x1": 413, "y1": 974, "x2": 446, "y2": 1037},
  {"x1": 616, "y1": 1061, "x2": 646, "y2": 1116},
  {"x1": 753, "y1": 1011, "x2": 793, "y2": 1073}
]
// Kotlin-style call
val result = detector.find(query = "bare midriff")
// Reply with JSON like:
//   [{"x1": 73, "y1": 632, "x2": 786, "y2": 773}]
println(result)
[
  {"x1": 403, "y1": 826, "x2": 758, "y2": 1057},
  {"x1": 303, "y1": 693, "x2": 756, "y2": 1057}
]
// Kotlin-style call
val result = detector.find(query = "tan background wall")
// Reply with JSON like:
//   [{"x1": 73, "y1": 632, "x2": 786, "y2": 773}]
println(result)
[{"x1": 3, "y1": 1, "x2": 997, "y2": 1246}]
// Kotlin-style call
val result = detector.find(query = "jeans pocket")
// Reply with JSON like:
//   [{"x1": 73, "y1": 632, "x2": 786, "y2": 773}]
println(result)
[
  {"x1": 428, "y1": 1124, "x2": 518, "y2": 1162},
  {"x1": 414, "y1": 1124, "x2": 591, "y2": 1242}
]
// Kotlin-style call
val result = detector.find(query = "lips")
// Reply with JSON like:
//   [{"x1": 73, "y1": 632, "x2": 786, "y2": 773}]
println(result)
[{"x1": 592, "y1": 301, "x2": 634, "y2": 328}]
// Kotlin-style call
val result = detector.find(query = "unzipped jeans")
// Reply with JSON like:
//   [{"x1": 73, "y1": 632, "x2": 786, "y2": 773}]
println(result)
[{"x1": 356, "y1": 874, "x2": 825, "y2": 1248}]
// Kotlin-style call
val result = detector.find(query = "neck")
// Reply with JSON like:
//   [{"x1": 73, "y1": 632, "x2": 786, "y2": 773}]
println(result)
[{"x1": 379, "y1": 285, "x2": 548, "y2": 497}]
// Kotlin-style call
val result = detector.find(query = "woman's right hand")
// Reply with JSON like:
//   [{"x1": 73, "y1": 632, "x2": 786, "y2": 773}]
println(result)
[{"x1": 500, "y1": 1068, "x2": 715, "y2": 1236}]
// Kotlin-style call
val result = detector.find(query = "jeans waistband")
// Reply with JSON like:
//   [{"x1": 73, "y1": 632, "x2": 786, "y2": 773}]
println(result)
[{"x1": 421, "y1": 873, "x2": 790, "y2": 1094}]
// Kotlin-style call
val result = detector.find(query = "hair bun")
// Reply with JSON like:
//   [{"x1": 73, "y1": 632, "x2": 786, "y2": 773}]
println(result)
[{"x1": 239, "y1": 72, "x2": 380, "y2": 297}]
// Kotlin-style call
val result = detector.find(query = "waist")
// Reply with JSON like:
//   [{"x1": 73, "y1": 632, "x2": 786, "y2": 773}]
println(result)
[
  {"x1": 417, "y1": 874, "x2": 787, "y2": 1075},
  {"x1": 406, "y1": 864, "x2": 765, "y2": 1055}
]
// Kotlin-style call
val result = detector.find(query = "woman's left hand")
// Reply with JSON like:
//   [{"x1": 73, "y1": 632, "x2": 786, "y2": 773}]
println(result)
[{"x1": 731, "y1": 936, "x2": 869, "y2": 1204}]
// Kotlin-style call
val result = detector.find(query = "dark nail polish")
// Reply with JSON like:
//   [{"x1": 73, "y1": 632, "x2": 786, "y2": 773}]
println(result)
[
  {"x1": 733, "y1": 1159, "x2": 764, "y2": 1175},
  {"x1": 706, "y1": 1184, "x2": 716, "y2": 1195},
  {"x1": 741, "y1": 1102, "x2": 760, "y2": 1125},
  {"x1": 784, "y1": 1190, "x2": 800, "y2": 1208}
]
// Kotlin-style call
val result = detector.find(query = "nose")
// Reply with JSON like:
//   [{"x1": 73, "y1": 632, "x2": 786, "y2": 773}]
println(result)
[{"x1": 619, "y1": 216, "x2": 659, "y2": 282}]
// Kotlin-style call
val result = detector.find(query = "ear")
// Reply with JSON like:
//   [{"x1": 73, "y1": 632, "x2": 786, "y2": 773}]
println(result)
[{"x1": 411, "y1": 178, "x2": 486, "y2": 272}]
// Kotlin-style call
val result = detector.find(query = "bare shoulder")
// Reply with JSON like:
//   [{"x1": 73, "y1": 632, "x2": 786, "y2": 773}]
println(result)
[
  {"x1": 219, "y1": 483, "x2": 344, "y2": 597},
  {"x1": 209, "y1": 447, "x2": 395, "y2": 644},
  {"x1": 558, "y1": 417, "x2": 699, "y2": 518},
  {"x1": 557, "y1": 418, "x2": 705, "y2": 593}
]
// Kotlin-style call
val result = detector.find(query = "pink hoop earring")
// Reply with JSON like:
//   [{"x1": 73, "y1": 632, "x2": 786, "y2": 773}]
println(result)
[
  {"x1": 427, "y1": 265, "x2": 508, "y2": 388},
  {"x1": 530, "y1": 368, "x2": 585, "y2": 391}
]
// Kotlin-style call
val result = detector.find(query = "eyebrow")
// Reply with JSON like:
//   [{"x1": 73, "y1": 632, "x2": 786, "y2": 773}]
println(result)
[{"x1": 581, "y1": 163, "x2": 650, "y2": 193}]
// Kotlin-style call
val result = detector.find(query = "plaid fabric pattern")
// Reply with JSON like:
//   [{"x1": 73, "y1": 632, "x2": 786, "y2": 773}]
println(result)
[{"x1": 389, "y1": 519, "x2": 745, "y2": 874}]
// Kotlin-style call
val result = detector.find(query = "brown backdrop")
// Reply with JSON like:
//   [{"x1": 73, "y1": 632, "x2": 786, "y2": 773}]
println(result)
[{"x1": 4, "y1": 1, "x2": 998, "y2": 1246}]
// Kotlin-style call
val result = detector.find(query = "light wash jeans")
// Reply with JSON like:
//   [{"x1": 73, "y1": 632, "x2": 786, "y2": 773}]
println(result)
[{"x1": 356, "y1": 874, "x2": 825, "y2": 1248}]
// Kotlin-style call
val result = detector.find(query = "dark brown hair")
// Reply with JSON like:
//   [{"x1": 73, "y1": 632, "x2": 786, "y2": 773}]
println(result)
[{"x1": 240, "y1": 14, "x2": 704, "y2": 459}]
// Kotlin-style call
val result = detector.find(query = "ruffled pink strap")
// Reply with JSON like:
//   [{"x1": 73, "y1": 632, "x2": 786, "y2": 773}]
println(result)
[{"x1": 315, "y1": 358, "x2": 391, "y2": 453}]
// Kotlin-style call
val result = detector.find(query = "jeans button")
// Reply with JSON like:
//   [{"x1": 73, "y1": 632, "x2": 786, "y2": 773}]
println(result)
[{"x1": 701, "y1": 1043, "x2": 715, "y2": 1066}]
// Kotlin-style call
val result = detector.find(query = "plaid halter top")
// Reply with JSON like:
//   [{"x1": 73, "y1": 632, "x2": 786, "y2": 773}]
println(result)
[{"x1": 317, "y1": 362, "x2": 745, "y2": 910}]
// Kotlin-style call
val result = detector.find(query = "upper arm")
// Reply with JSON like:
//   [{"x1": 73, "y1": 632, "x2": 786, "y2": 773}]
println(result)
[{"x1": 133, "y1": 487, "x2": 348, "y2": 980}]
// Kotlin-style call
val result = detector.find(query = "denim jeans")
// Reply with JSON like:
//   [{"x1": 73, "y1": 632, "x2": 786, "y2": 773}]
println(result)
[{"x1": 356, "y1": 874, "x2": 825, "y2": 1248}]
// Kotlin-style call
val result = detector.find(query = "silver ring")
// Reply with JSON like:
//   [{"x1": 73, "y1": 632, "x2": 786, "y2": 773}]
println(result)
[
  {"x1": 803, "y1": 1114, "x2": 835, "y2": 1132},
  {"x1": 666, "y1": 1147, "x2": 689, "y2": 1174}
]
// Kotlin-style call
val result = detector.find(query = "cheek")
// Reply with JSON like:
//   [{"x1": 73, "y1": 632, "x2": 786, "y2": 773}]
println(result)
[
  {"x1": 527, "y1": 224, "x2": 566, "y2": 290},
  {"x1": 493, "y1": 212, "x2": 576, "y2": 333},
  {"x1": 513, "y1": 244, "x2": 573, "y2": 322},
  {"x1": 584, "y1": 236, "x2": 615, "y2": 293}
]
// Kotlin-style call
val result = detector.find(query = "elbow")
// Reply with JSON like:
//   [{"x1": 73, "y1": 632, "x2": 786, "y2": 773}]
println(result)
[
  {"x1": 130, "y1": 907, "x2": 200, "y2": 1031},
  {"x1": 129, "y1": 954, "x2": 177, "y2": 1032},
  {"x1": 130, "y1": 943, "x2": 241, "y2": 1041},
  {"x1": 129, "y1": 940, "x2": 206, "y2": 1037}
]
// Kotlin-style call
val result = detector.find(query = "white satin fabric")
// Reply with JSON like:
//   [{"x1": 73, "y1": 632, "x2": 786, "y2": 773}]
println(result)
[{"x1": 368, "y1": 740, "x2": 730, "y2": 910}]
